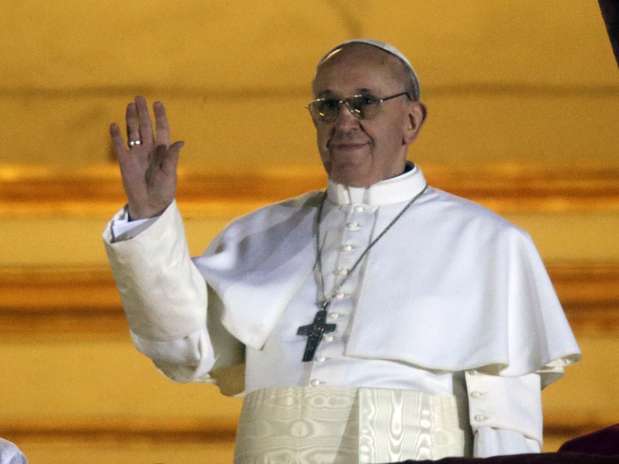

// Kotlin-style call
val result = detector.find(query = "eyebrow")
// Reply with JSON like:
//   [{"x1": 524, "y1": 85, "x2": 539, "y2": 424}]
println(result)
[{"x1": 317, "y1": 88, "x2": 376, "y2": 98}]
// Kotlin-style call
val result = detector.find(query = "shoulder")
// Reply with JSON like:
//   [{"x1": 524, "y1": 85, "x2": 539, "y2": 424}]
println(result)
[
  {"x1": 233, "y1": 190, "x2": 321, "y2": 225},
  {"x1": 421, "y1": 186, "x2": 530, "y2": 242},
  {"x1": 213, "y1": 190, "x2": 323, "y2": 241}
]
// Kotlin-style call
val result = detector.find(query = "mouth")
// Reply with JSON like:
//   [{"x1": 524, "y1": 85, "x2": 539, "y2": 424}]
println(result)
[{"x1": 328, "y1": 142, "x2": 369, "y2": 152}]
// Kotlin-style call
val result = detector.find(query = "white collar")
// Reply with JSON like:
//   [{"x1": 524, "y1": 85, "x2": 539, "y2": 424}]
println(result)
[{"x1": 326, "y1": 163, "x2": 427, "y2": 206}]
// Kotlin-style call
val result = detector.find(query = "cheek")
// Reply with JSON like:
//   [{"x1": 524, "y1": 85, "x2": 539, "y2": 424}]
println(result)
[
  {"x1": 316, "y1": 127, "x2": 331, "y2": 156},
  {"x1": 376, "y1": 120, "x2": 406, "y2": 150}
]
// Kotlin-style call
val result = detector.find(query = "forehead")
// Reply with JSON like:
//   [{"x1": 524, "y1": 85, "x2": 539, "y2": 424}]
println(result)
[{"x1": 313, "y1": 45, "x2": 404, "y2": 96}]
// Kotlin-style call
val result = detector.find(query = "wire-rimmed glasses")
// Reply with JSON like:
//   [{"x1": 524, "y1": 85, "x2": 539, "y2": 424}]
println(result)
[{"x1": 307, "y1": 91, "x2": 410, "y2": 123}]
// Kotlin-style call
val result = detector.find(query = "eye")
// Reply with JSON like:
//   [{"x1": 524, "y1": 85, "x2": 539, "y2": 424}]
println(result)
[
  {"x1": 319, "y1": 99, "x2": 340, "y2": 111},
  {"x1": 350, "y1": 94, "x2": 379, "y2": 109}
]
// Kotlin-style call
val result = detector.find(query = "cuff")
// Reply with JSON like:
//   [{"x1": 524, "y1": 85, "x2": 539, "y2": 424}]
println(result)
[
  {"x1": 110, "y1": 205, "x2": 160, "y2": 242},
  {"x1": 474, "y1": 426, "x2": 541, "y2": 457},
  {"x1": 465, "y1": 370, "x2": 543, "y2": 445},
  {"x1": 131, "y1": 328, "x2": 215, "y2": 383}
]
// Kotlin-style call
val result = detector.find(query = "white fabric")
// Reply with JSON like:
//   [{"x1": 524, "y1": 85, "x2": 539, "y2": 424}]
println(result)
[
  {"x1": 104, "y1": 164, "x2": 580, "y2": 457},
  {"x1": 466, "y1": 371, "x2": 542, "y2": 442},
  {"x1": 235, "y1": 386, "x2": 471, "y2": 463},
  {"x1": 0, "y1": 439, "x2": 27, "y2": 464},
  {"x1": 127, "y1": 165, "x2": 578, "y2": 377},
  {"x1": 105, "y1": 200, "x2": 208, "y2": 341},
  {"x1": 474, "y1": 428, "x2": 540, "y2": 457}
]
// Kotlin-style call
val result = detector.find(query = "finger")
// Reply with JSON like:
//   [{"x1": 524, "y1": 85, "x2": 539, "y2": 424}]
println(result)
[
  {"x1": 110, "y1": 123, "x2": 127, "y2": 159},
  {"x1": 126, "y1": 102, "x2": 141, "y2": 145},
  {"x1": 154, "y1": 101, "x2": 170, "y2": 146},
  {"x1": 135, "y1": 96, "x2": 153, "y2": 145}
]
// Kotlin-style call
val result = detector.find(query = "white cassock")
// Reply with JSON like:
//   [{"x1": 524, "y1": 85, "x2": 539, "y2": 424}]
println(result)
[{"x1": 103, "y1": 164, "x2": 580, "y2": 462}]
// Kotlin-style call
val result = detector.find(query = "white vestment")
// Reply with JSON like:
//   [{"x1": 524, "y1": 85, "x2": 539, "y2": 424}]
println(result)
[
  {"x1": 0, "y1": 438, "x2": 27, "y2": 464},
  {"x1": 103, "y1": 165, "x2": 580, "y2": 459}
]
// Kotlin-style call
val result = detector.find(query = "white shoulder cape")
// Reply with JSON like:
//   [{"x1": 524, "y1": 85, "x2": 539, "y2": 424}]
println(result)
[{"x1": 193, "y1": 187, "x2": 580, "y2": 386}]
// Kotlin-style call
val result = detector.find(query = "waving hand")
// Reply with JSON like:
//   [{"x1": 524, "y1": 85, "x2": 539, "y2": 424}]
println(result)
[{"x1": 110, "y1": 96, "x2": 184, "y2": 220}]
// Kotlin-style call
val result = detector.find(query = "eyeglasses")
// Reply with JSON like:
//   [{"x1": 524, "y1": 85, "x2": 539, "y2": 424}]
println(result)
[{"x1": 307, "y1": 91, "x2": 411, "y2": 123}]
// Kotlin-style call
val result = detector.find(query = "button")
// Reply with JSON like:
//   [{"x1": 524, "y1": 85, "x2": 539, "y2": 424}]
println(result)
[
  {"x1": 340, "y1": 243, "x2": 355, "y2": 252},
  {"x1": 324, "y1": 335, "x2": 334, "y2": 342},
  {"x1": 345, "y1": 222, "x2": 361, "y2": 231},
  {"x1": 474, "y1": 414, "x2": 488, "y2": 422},
  {"x1": 310, "y1": 378, "x2": 322, "y2": 386},
  {"x1": 470, "y1": 391, "x2": 485, "y2": 399},
  {"x1": 334, "y1": 268, "x2": 349, "y2": 277},
  {"x1": 334, "y1": 292, "x2": 349, "y2": 300},
  {"x1": 328, "y1": 313, "x2": 340, "y2": 320}
]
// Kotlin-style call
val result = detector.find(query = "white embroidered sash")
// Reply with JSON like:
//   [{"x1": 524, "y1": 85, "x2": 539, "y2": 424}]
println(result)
[{"x1": 235, "y1": 386, "x2": 471, "y2": 463}]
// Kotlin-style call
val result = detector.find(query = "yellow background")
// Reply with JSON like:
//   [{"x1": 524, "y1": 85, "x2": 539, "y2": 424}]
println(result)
[{"x1": 0, "y1": 1, "x2": 617, "y2": 462}]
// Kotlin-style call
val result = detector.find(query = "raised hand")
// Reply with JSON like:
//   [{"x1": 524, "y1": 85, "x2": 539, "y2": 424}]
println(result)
[{"x1": 110, "y1": 96, "x2": 184, "y2": 220}]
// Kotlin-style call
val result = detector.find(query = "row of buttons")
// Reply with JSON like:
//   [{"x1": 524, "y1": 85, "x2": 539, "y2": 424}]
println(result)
[
  {"x1": 308, "y1": 324, "x2": 339, "y2": 387},
  {"x1": 340, "y1": 204, "x2": 371, "y2": 213},
  {"x1": 344, "y1": 203, "x2": 373, "y2": 231},
  {"x1": 309, "y1": 205, "x2": 368, "y2": 390},
  {"x1": 309, "y1": 354, "x2": 329, "y2": 386},
  {"x1": 311, "y1": 290, "x2": 349, "y2": 300},
  {"x1": 467, "y1": 370, "x2": 488, "y2": 422},
  {"x1": 340, "y1": 243, "x2": 355, "y2": 252}
]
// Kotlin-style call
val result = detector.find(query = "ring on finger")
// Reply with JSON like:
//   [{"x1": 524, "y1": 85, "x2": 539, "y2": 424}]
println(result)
[{"x1": 128, "y1": 139, "x2": 142, "y2": 148}]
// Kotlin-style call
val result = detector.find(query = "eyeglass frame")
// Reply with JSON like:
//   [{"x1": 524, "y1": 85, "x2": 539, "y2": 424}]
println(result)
[{"x1": 306, "y1": 91, "x2": 412, "y2": 123}]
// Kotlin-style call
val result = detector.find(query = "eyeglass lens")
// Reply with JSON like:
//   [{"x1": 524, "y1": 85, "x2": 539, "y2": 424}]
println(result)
[{"x1": 312, "y1": 95, "x2": 380, "y2": 122}]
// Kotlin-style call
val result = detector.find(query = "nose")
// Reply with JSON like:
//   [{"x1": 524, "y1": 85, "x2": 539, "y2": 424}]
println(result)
[{"x1": 333, "y1": 102, "x2": 360, "y2": 130}]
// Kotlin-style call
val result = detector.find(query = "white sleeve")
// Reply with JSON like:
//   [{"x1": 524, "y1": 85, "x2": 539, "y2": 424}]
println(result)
[
  {"x1": 103, "y1": 200, "x2": 220, "y2": 383},
  {"x1": 474, "y1": 427, "x2": 540, "y2": 457},
  {"x1": 465, "y1": 370, "x2": 543, "y2": 457},
  {"x1": 130, "y1": 329, "x2": 216, "y2": 383}
]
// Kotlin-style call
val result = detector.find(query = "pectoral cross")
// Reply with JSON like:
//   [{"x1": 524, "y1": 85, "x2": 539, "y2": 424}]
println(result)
[{"x1": 297, "y1": 302, "x2": 337, "y2": 362}]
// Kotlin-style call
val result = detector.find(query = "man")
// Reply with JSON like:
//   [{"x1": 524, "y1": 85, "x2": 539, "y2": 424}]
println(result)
[{"x1": 104, "y1": 40, "x2": 580, "y2": 462}]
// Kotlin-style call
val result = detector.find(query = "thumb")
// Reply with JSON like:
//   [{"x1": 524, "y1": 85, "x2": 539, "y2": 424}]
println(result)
[{"x1": 163, "y1": 141, "x2": 184, "y2": 174}]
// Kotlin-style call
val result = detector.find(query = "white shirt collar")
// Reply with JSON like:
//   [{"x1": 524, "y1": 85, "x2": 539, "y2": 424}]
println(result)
[{"x1": 326, "y1": 163, "x2": 427, "y2": 206}]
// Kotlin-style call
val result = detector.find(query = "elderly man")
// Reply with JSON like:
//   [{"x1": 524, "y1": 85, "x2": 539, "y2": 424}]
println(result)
[{"x1": 104, "y1": 40, "x2": 580, "y2": 463}]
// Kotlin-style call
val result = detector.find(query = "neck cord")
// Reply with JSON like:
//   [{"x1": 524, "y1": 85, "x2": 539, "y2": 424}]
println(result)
[{"x1": 314, "y1": 183, "x2": 428, "y2": 310}]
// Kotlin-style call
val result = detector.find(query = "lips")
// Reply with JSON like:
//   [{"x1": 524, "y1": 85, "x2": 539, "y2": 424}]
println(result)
[{"x1": 329, "y1": 141, "x2": 369, "y2": 151}]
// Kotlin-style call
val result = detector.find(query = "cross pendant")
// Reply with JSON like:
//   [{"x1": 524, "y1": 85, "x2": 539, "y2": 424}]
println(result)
[{"x1": 297, "y1": 306, "x2": 337, "y2": 362}]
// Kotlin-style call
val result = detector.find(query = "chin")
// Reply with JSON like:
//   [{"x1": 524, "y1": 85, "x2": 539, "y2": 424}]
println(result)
[
  {"x1": 324, "y1": 155, "x2": 375, "y2": 186},
  {"x1": 330, "y1": 169, "x2": 373, "y2": 187}
]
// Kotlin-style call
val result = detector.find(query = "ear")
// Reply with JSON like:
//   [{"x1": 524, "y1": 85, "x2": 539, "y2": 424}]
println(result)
[{"x1": 402, "y1": 101, "x2": 427, "y2": 145}]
